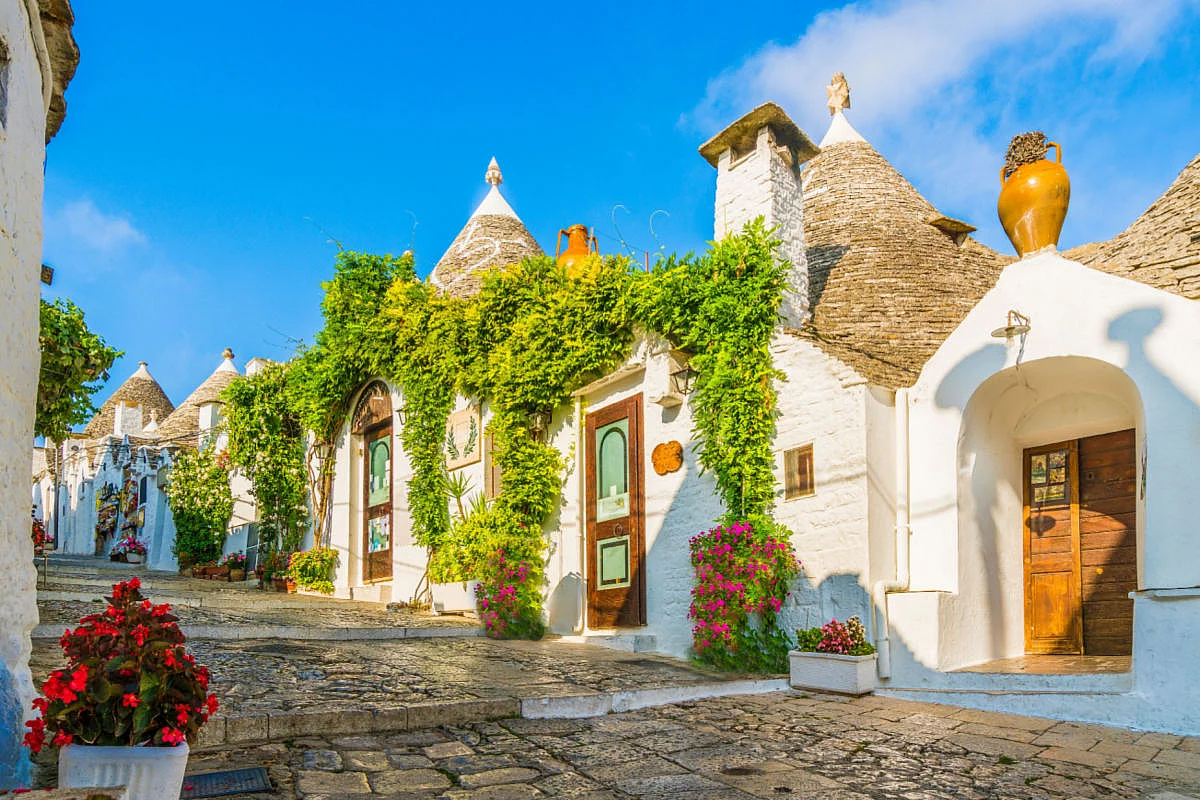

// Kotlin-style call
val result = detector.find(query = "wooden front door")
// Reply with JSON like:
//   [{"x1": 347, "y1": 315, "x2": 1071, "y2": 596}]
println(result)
[
  {"x1": 353, "y1": 381, "x2": 394, "y2": 584},
  {"x1": 1023, "y1": 429, "x2": 1136, "y2": 655},
  {"x1": 363, "y1": 424, "x2": 393, "y2": 583},
  {"x1": 585, "y1": 395, "x2": 646, "y2": 628}
]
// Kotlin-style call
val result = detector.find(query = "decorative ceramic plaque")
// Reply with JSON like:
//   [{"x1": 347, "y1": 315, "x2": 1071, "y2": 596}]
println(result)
[
  {"x1": 651, "y1": 441, "x2": 683, "y2": 475},
  {"x1": 445, "y1": 407, "x2": 482, "y2": 470}
]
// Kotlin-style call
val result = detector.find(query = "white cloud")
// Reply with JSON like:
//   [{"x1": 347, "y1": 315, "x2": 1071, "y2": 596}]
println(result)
[
  {"x1": 46, "y1": 199, "x2": 147, "y2": 252},
  {"x1": 690, "y1": 0, "x2": 1187, "y2": 134},
  {"x1": 687, "y1": 0, "x2": 1196, "y2": 250}
]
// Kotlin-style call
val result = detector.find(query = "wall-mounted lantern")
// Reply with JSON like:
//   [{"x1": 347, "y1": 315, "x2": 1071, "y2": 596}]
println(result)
[
  {"x1": 529, "y1": 408, "x2": 552, "y2": 441},
  {"x1": 670, "y1": 364, "x2": 699, "y2": 395},
  {"x1": 395, "y1": 406, "x2": 407, "y2": 426}
]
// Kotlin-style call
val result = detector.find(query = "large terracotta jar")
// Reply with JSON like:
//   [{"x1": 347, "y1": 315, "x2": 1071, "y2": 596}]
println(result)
[
  {"x1": 998, "y1": 141, "x2": 1070, "y2": 257},
  {"x1": 556, "y1": 224, "x2": 598, "y2": 278}
]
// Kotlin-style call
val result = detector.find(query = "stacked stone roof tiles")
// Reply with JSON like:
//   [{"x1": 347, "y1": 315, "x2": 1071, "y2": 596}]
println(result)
[
  {"x1": 433, "y1": 214, "x2": 543, "y2": 298},
  {"x1": 1064, "y1": 154, "x2": 1200, "y2": 299},
  {"x1": 82, "y1": 363, "x2": 176, "y2": 439},
  {"x1": 155, "y1": 357, "x2": 240, "y2": 444},
  {"x1": 796, "y1": 132, "x2": 1009, "y2": 388},
  {"x1": 431, "y1": 159, "x2": 543, "y2": 299},
  {"x1": 38, "y1": 0, "x2": 79, "y2": 142}
]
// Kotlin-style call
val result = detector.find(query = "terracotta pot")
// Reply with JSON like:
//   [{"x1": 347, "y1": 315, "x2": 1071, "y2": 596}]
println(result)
[
  {"x1": 285, "y1": 578, "x2": 297, "y2": 594},
  {"x1": 230, "y1": 568, "x2": 246, "y2": 582},
  {"x1": 998, "y1": 141, "x2": 1070, "y2": 257},
  {"x1": 556, "y1": 224, "x2": 598, "y2": 278}
]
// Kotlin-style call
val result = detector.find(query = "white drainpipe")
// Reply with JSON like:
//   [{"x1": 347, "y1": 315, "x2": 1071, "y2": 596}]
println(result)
[
  {"x1": 574, "y1": 395, "x2": 587, "y2": 634},
  {"x1": 873, "y1": 388, "x2": 911, "y2": 679}
]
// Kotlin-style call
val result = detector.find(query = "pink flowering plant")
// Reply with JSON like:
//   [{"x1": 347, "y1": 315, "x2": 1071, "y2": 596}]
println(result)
[
  {"x1": 22, "y1": 578, "x2": 217, "y2": 753},
  {"x1": 688, "y1": 516, "x2": 800, "y2": 672},
  {"x1": 795, "y1": 615, "x2": 875, "y2": 656},
  {"x1": 475, "y1": 545, "x2": 546, "y2": 640}
]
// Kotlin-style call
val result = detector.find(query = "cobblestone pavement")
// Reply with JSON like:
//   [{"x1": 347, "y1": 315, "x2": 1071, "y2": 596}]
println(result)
[
  {"x1": 31, "y1": 636, "x2": 759, "y2": 719},
  {"x1": 37, "y1": 598, "x2": 476, "y2": 632},
  {"x1": 184, "y1": 692, "x2": 1200, "y2": 799}
]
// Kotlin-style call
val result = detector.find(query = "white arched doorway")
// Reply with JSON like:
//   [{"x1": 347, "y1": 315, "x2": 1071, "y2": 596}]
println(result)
[{"x1": 958, "y1": 356, "x2": 1144, "y2": 660}]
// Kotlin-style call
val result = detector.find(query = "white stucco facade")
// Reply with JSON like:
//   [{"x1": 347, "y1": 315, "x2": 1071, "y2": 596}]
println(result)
[
  {"x1": 0, "y1": 0, "x2": 54, "y2": 786},
  {"x1": 880, "y1": 251, "x2": 1200, "y2": 733}
]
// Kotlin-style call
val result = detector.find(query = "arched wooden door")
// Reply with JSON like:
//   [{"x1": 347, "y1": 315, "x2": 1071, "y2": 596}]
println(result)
[{"x1": 352, "y1": 382, "x2": 393, "y2": 584}]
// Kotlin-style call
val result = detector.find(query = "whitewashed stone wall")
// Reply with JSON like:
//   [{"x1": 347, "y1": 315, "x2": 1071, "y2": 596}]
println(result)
[
  {"x1": 770, "y1": 335, "x2": 879, "y2": 635},
  {"x1": 0, "y1": 0, "x2": 49, "y2": 786},
  {"x1": 713, "y1": 126, "x2": 809, "y2": 327},
  {"x1": 888, "y1": 251, "x2": 1200, "y2": 733}
]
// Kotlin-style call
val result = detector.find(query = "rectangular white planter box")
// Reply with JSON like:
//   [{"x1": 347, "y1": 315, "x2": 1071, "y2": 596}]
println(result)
[
  {"x1": 789, "y1": 650, "x2": 877, "y2": 695},
  {"x1": 431, "y1": 580, "x2": 479, "y2": 614},
  {"x1": 59, "y1": 741, "x2": 188, "y2": 800}
]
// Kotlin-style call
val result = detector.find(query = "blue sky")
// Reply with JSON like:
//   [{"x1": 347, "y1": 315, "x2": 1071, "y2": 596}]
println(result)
[{"x1": 42, "y1": 0, "x2": 1200, "y2": 414}]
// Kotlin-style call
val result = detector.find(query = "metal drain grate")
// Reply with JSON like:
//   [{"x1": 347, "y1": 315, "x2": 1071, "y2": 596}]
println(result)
[{"x1": 180, "y1": 767, "x2": 271, "y2": 798}]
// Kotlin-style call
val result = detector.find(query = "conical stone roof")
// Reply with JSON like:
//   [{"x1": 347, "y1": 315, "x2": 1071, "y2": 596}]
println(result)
[
  {"x1": 796, "y1": 112, "x2": 1009, "y2": 388},
  {"x1": 156, "y1": 350, "x2": 241, "y2": 445},
  {"x1": 431, "y1": 158, "x2": 543, "y2": 298},
  {"x1": 1064, "y1": 153, "x2": 1200, "y2": 299},
  {"x1": 83, "y1": 362, "x2": 175, "y2": 439}
]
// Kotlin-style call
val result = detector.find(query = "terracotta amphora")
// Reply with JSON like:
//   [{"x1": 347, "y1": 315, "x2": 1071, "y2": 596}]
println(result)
[
  {"x1": 556, "y1": 224, "x2": 598, "y2": 278},
  {"x1": 998, "y1": 141, "x2": 1070, "y2": 257}
]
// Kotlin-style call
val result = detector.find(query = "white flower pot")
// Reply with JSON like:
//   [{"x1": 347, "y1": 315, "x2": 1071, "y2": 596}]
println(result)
[
  {"x1": 430, "y1": 580, "x2": 479, "y2": 614},
  {"x1": 126, "y1": 553, "x2": 144, "y2": 564},
  {"x1": 59, "y1": 742, "x2": 188, "y2": 800},
  {"x1": 789, "y1": 650, "x2": 877, "y2": 695}
]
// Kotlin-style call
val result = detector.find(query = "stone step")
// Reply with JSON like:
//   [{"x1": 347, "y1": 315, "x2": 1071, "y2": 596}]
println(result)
[
  {"x1": 31, "y1": 622, "x2": 480, "y2": 642},
  {"x1": 195, "y1": 678, "x2": 792, "y2": 751}
]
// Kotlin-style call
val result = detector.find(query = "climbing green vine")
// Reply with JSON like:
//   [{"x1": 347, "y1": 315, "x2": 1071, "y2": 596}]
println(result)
[
  {"x1": 164, "y1": 446, "x2": 234, "y2": 566},
  {"x1": 232, "y1": 219, "x2": 790, "y2": 645},
  {"x1": 221, "y1": 361, "x2": 309, "y2": 555}
]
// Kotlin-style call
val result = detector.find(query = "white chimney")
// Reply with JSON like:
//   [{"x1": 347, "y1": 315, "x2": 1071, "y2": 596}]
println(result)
[{"x1": 700, "y1": 102, "x2": 819, "y2": 328}]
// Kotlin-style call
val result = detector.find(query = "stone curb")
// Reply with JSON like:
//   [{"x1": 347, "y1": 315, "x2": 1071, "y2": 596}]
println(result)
[
  {"x1": 521, "y1": 678, "x2": 792, "y2": 718},
  {"x1": 193, "y1": 679, "x2": 794, "y2": 751},
  {"x1": 31, "y1": 622, "x2": 480, "y2": 641},
  {"x1": 37, "y1": 589, "x2": 388, "y2": 610}
]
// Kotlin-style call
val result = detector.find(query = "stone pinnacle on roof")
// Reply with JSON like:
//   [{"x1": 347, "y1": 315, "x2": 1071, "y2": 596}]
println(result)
[
  {"x1": 820, "y1": 73, "x2": 866, "y2": 148},
  {"x1": 431, "y1": 158, "x2": 544, "y2": 298},
  {"x1": 826, "y1": 72, "x2": 850, "y2": 116},
  {"x1": 155, "y1": 350, "x2": 243, "y2": 444}
]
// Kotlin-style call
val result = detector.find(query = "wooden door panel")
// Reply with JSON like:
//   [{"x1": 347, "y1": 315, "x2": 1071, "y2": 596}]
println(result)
[
  {"x1": 1024, "y1": 441, "x2": 1081, "y2": 654},
  {"x1": 1079, "y1": 514, "x2": 1136, "y2": 536},
  {"x1": 1024, "y1": 430, "x2": 1136, "y2": 657},
  {"x1": 1030, "y1": 572, "x2": 1076, "y2": 642},
  {"x1": 1078, "y1": 428, "x2": 1135, "y2": 656},
  {"x1": 585, "y1": 395, "x2": 645, "y2": 629}
]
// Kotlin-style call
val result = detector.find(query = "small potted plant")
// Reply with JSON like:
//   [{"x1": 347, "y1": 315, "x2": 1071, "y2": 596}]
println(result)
[
  {"x1": 789, "y1": 615, "x2": 877, "y2": 695},
  {"x1": 220, "y1": 552, "x2": 247, "y2": 582},
  {"x1": 31, "y1": 510, "x2": 47, "y2": 558},
  {"x1": 23, "y1": 577, "x2": 218, "y2": 799},
  {"x1": 285, "y1": 548, "x2": 338, "y2": 595},
  {"x1": 114, "y1": 535, "x2": 147, "y2": 564}
]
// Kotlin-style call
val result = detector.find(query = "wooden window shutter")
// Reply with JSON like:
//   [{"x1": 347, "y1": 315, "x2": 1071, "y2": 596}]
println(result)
[
  {"x1": 484, "y1": 434, "x2": 503, "y2": 499},
  {"x1": 784, "y1": 444, "x2": 814, "y2": 500}
]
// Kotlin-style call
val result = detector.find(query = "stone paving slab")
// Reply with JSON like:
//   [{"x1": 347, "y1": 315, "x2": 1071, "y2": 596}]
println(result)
[
  {"x1": 31, "y1": 635, "x2": 783, "y2": 748},
  {"x1": 36, "y1": 599, "x2": 476, "y2": 640},
  {"x1": 177, "y1": 693, "x2": 1200, "y2": 798}
]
